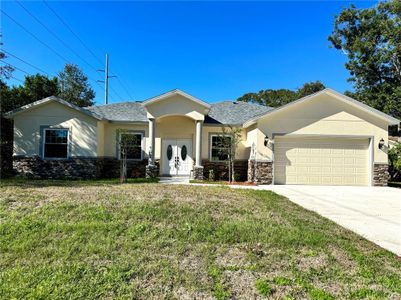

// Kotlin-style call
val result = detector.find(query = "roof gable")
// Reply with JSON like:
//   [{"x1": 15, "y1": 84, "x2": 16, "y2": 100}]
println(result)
[
  {"x1": 244, "y1": 88, "x2": 399, "y2": 127},
  {"x1": 142, "y1": 89, "x2": 211, "y2": 109},
  {"x1": 5, "y1": 96, "x2": 104, "y2": 120}
]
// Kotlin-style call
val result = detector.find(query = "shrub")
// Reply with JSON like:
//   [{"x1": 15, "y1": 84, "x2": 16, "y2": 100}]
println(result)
[
  {"x1": 208, "y1": 169, "x2": 215, "y2": 181},
  {"x1": 389, "y1": 143, "x2": 401, "y2": 181}
]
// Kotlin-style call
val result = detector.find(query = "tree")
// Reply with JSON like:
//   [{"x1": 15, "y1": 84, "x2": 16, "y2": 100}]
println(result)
[
  {"x1": 297, "y1": 81, "x2": 326, "y2": 98},
  {"x1": 328, "y1": 0, "x2": 401, "y2": 119},
  {"x1": 237, "y1": 81, "x2": 325, "y2": 107},
  {"x1": 117, "y1": 129, "x2": 139, "y2": 183},
  {"x1": 0, "y1": 74, "x2": 58, "y2": 114},
  {"x1": 58, "y1": 64, "x2": 95, "y2": 107},
  {"x1": 219, "y1": 126, "x2": 242, "y2": 183},
  {"x1": 0, "y1": 37, "x2": 14, "y2": 80}
]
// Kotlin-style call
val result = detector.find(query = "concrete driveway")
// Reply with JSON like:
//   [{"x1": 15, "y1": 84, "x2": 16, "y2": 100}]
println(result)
[{"x1": 259, "y1": 185, "x2": 401, "y2": 256}]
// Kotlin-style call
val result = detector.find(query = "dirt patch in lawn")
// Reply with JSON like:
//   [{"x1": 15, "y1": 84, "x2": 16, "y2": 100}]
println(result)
[
  {"x1": 215, "y1": 247, "x2": 250, "y2": 268},
  {"x1": 222, "y1": 270, "x2": 262, "y2": 299}
]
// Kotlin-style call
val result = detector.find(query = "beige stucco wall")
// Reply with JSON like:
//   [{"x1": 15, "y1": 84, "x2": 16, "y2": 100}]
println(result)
[
  {"x1": 97, "y1": 121, "x2": 105, "y2": 156},
  {"x1": 14, "y1": 93, "x2": 387, "y2": 168},
  {"x1": 102, "y1": 117, "x2": 196, "y2": 161},
  {"x1": 100, "y1": 117, "x2": 250, "y2": 163},
  {"x1": 103, "y1": 123, "x2": 148, "y2": 158},
  {"x1": 145, "y1": 94, "x2": 207, "y2": 121},
  {"x1": 254, "y1": 94, "x2": 389, "y2": 163},
  {"x1": 13, "y1": 101, "x2": 98, "y2": 157},
  {"x1": 202, "y1": 126, "x2": 249, "y2": 160}
]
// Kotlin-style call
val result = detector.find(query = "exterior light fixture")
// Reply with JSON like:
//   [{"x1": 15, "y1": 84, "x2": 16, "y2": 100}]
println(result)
[
  {"x1": 264, "y1": 136, "x2": 269, "y2": 147},
  {"x1": 378, "y1": 138, "x2": 385, "y2": 149}
]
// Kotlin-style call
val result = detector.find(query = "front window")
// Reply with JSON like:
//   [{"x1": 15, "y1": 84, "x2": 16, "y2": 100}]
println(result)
[
  {"x1": 44, "y1": 129, "x2": 69, "y2": 159},
  {"x1": 119, "y1": 132, "x2": 142, "y2": 160},
  {"x1": 210, "y1": 135, "x2": 231, "y2": 161}
]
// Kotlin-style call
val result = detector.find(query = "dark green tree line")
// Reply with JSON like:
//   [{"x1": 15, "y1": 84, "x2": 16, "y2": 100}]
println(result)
[{"x1": 237, "y1": 81, "x2": 325, "y2": 107}]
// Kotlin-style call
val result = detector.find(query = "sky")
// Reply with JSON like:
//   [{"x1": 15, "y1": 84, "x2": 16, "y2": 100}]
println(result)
[{"x1": 2, "y1": 1, "x2": 377, "y2": 105}]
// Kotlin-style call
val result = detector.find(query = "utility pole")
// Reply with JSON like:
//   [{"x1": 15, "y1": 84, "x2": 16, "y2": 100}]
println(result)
[
  {"x1": 97, "y1": 53, "x2": 116, "y2": 105},
  {"x1": 104, "y1": 53, "x2": 109, "y2": 104}
]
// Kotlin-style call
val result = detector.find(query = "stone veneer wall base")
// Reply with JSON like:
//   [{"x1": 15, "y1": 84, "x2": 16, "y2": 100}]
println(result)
[
  {"x1": 202, "y1": 159, "x2": 248, "y2": 181},
  {"x1": 373, "y1": 163, "x2": 389, "y2": 186},
  {"x1": 193, "y1": 166, "x2": 204, "y2": 180},
  {"x1": 248, "y1": 160, "x2": 273, "y2": 184},
  {"x1": 145, "y1": 164, "x2": 159, "y2": 179},
  {"x1": 13, "y1": 156, "x2": 157, "y2": 180}
]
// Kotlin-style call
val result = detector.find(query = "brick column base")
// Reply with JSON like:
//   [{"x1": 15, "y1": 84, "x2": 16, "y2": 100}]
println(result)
[{"x1": 193, "y1": 166, "x2": 204, "y2": 180}]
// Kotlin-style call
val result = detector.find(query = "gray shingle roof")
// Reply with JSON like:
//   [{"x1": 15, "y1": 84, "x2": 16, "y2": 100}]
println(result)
[
  {"x1": 85, "y1": 100, "x2": 273, "y2": 125},
  {"x1": 205, "y1": 101, "x2": 273, "y2": 125},
  {"x1": 86, "y1": 102, "x2": 148, "y2": 122}
]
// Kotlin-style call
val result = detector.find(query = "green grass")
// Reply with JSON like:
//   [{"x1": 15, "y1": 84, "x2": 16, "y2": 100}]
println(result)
[
  {"x1": 0, "y1": 181, "x2": 400, "y2": 299},
  {"x1": 255, "y1": 278, "x2": 273, "y2": 296},
  {"x1": 189, "y1": 179, "x2": 227, "y2": 184},
  {"x1": 0, "y1": 177, "x2": 159, "y2": 187}
]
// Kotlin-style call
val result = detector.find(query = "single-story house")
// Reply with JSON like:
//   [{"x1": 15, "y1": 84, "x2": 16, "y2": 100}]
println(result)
[{"x1": 6, "y1": 88, "x2": 399, "y2": 186}]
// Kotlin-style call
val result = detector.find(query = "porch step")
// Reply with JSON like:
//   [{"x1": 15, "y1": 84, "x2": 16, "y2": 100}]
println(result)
[{"x1": 159, "y1": 177, "x2": 190, "y2": 185}]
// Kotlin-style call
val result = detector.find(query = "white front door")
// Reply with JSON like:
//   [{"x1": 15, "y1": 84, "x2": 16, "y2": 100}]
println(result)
[{"x1": 162, "y1": 139, "x2": 193, "y2": 176}]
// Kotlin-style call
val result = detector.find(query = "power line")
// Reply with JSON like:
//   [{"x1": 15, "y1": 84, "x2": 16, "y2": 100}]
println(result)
[
  {"x1": 3, "y1": 6, "x2": 125, "y2": 102},
  {"x1": 2, "y1": 50, "x2": 105, "y2": 100},
  {"x1": 2, "y1": 9, "x2": 104, "y2": 90},
  {"x1": 1, "y1": 10, "x2": 108, "y2": 99},
  {"x1": 0, "y1": 61, "x2": 30, "y2": 75},
  {"x1": 42, "y1": 0, "x2": 134, "y2": 100},
  {"x1": 2, "y1": 50, "x2": 51, "y2": 76},
  {"x1": 116, "y1": 77, "x2": 134, "y2": 99},
  {"x1": 9, "y1": 75, "x2": 25, "y2": 84},
  {"x1": 1, "y1": 9, "x2": 71, "y2": 63},
  {"x1": 42, "y1": 0, "x2": 104, "y2": 66},
  {"x1": 16, "y1": 0, "x2": 101, "y2": 74}
]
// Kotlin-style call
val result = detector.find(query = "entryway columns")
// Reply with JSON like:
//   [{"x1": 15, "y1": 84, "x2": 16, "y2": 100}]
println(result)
[
  {"x1": 195, "y1": 120, "x2": 202, "y2": 166},
  {"x1": 194, "y1": 120, "x2": 204, "y2": 180},
  {"x1": 146, "y1": 117, "x2": 158, "y2": 178},
  {"x1": 148, "y1": 117, "x2": 155, "y2": 164}
]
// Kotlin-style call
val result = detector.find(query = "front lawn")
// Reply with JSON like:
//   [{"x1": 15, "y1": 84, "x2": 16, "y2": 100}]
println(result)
[{"x1": 1, "y1": 181, "x2": 400, "y2": 299}]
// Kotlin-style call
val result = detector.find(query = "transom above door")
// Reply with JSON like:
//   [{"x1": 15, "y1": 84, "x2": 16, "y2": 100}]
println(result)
[{"x1": 162, "y1": 139, "x2": 193, "y2": 176}]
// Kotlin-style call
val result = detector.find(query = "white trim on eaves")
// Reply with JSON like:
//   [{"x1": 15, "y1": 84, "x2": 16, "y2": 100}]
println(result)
[
  {"x1": 142, "y1": 89, "x2": 211, "y2": 109},
  {"x1": 4, "y1": 96, "x2": 105, "y2": 120},
  {"x1": 242, "y1": 88, "x2": 400, "y2": 127}
]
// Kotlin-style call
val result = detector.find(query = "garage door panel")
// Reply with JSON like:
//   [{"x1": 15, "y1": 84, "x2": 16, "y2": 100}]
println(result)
[{"x1": 274, "y1": 137, "x2": 369, "y2": 186}]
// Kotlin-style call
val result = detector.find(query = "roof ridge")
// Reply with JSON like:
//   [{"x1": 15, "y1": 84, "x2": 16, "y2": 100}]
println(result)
[{"x1": 86, "y1": 101, "x2": 140, "y2": 109}]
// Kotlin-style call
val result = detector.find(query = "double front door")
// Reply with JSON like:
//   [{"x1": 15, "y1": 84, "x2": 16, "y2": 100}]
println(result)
[{"x1": 162, "y1": 139, "x2": 193, "y2": 176}]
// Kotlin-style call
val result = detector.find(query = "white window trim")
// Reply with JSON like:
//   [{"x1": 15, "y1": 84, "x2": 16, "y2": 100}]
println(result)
[
  {"x1": 209, "y1": 134, "x2": 232, "y2": 162},
  {"x1": 118, "y1": 131, "x2": 144, "y2": 161},
  {"x1": 42, "y1": 128, "x2": 70, "y2": 160}
]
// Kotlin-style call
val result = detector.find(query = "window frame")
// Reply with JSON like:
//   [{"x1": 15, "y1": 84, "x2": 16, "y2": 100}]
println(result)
[
  {"x1": 42, "y1": 128, "x2": 70, "y2": 160},
  {"x1": 117, "y1": 131, "x2": 144, "y2": 161},
  {"x1": 209, "y1": 134, "x2": 232, "y2": 162}
]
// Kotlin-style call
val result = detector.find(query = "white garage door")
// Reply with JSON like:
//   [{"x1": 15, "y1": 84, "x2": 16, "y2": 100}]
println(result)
[{"x1": 274, "y1": 137, "x2": 370, "y2": 186}]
